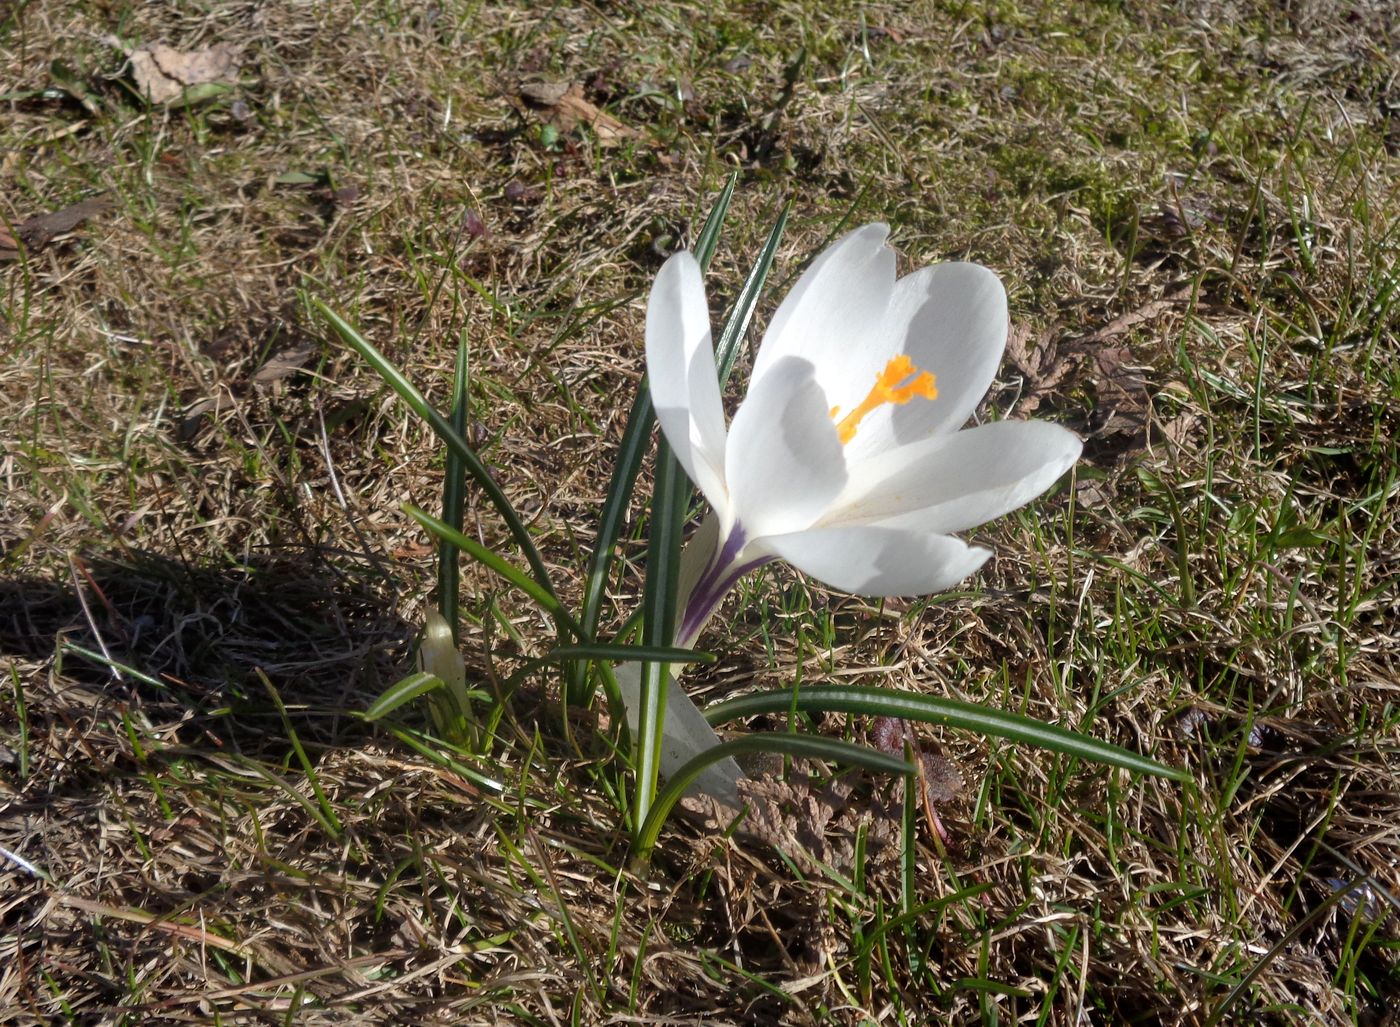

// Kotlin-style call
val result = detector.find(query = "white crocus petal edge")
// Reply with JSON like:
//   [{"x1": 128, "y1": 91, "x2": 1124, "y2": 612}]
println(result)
[
  {"x1": 830, "y1": 420, "x2": 1084, "y2": 535},
  {"x1": 726, "y1": 355, "x2": 848, "y2": 540},
  {"x1": 613, "y1": 662, "x2": 742, "y2": 808},
  {"x1": 758, "y1": 526, "x2": 993, "y2": 597},
  {"x1": 644, "y1": 251, "x2": 730, "y2": 512},
  {"x1": 751, "y1": 224, "x2": 897, "y2": 397}
]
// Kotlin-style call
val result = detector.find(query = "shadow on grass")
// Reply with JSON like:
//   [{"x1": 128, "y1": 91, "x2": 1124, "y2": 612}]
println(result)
[{"x1": 0, "y1": 548, "x2": 411, "y2": 757}]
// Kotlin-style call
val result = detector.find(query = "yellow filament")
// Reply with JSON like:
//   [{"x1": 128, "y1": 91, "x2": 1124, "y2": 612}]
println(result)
[{"x1": 831, "y1": 355, "x2": 937, "y2": 444}]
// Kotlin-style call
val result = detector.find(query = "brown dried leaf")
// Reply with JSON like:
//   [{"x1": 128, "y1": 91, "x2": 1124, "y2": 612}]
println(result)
[
  {"x1": 919, "y1": 751, "x2": 965, "y2": 805},
  {"x1": 1074, "y1": 477, "x2": 1117, "y2": 508},
  {"x1": 1006, "y1": 324, "x2": 1075, "y2": 416},
  {"x1": 1088, "y1": 342, "x2": 1148, "y2": 436},
  {"x1": 118, "y1": 40, "x2": 240, "y2": 105},
  {"x1": 518, "y1": 81, "x2": 637, "y2": 146},
  {"x1": 11, "y1": 195, "x2": 116, "y2": 251},
  {"x1": 1080, "y1": 290, "x2": 1188, "y2": 345},
  {"x1": 681, "y1": 768, "x2": 900, "y2": 875},
  {"x1": 177, "y1": 391, "x2": 235, "y2": 442},
  {"x1": 252, "y1": 343, "x2": 316, "y2": 384},
  {"x1": 1158, "y1": 410, "x2": 1202, "y2": 451},
  {"x1": 1009, "y1": 290, "x2": 1188, "y2": 424},
  {"x1": 869, "y1": 715, "x2": 905, "y2": 755}
]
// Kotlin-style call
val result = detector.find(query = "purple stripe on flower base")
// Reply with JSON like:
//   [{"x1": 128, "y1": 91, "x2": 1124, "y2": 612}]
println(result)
[{"x1": 675, "y1": 524, "x2": 773, "y2": 647}]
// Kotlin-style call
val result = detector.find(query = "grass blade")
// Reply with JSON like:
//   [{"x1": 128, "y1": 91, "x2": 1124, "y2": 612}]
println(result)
[
  {"x1": 437, "y1": 329, "x2": 471, "y2": 635},
  {"x1": 384, "y1": 724, "x2": 507, "y2": 796},
  {"x1": 312, "y1": 299, "x2": 558, "y2": 604},
  {"x1": 703, "y1": 685, "x2": 1187, "y2": 782},
  {"x1": 900, "y1": 740, "x2": 918, "y2": 963},
  {"x1": 1203, "y1": 876, "x2": 1364, "y2": 1027},
  {"x1": 634, "y1": 733, "x2": 915, "y2": 860},
  {"x1": 255, "y1": 670, "x2": 342, "y2": 839}
]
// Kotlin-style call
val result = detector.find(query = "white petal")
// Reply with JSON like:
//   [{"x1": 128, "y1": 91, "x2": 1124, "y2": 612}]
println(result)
[
  {"x1": 828, "y1": 420, "x2": 1082, "y2": 534},
  {"x1": 614, "y1": 662, "x2": 742, "y2": 807},
  {"x1": 759, "y1": 525, "x2": 992, "y2": 596},
  {"x1": 674, "y1": 511, "x2": 722, "y2": 631},
  {"x1": 841, "y1": 262, "x2": 1008, "y2": 460},
  {"x1": 645, "y1": 251, "x2": 730, "y2": 510},
  {"x1": 751, "y1": 224, "x2": 897, "y2": 400},
  {"x1": 726, "y1": 355, "x2": 847, "y2": 539}
]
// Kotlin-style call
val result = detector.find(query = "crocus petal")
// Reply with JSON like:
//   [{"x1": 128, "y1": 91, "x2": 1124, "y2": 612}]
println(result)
[
  {"x1": 674, "y1": 511, "x2": 722, "y2": 628},
  {"x1": 646, "y1": 251, "x2": 730, "y2": 510},
  {"x1": 726, "y1": 355, "x2": 847, "y2": 539},
  {"x1": 614, "y1": 662, "x2": 742, "y2": 808},
  {"x1": 841, "y1": 262, "x2": 1008, "y2": 460},
  {"x1": 750, "y1": 224, "x2": 896, "y2": 399},
  {"x1": 758, "y1": 524, "x2": 992, "y2": 596},
  {"x1": 827, "y1": 420, "x2": 1083, "y2": 534}
]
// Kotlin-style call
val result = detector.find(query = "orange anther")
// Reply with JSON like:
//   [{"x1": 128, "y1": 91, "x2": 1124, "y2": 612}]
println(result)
[{"x1": 831, "y1": 355, "x2": 937, "y2": 444}]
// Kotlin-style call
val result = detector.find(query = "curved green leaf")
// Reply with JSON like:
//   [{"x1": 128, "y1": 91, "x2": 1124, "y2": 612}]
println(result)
[
  {"x1": 364, "y1": 671, "x2": 444, "y2": 721},
  {"x1": 634, "y1": 437, "x2": 690, "y2": 835},
  {"x1": 703, "y1": 685, "x2": 1187, "y2": 782},
  {"x1": 692, "y1": 172, "x2": 738, "y2": 272},
  {"x1": 405, "y1": 505, "x2": 582, "y2": 638},
  {"x1": 437, "y1": 331, "x2": 471, "y2": 634}
]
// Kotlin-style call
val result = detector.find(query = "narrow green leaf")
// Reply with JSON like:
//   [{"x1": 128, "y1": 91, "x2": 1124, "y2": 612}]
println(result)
[
  {"x1": 900, "y1": 740, "x2": 917, "y2": 921},
  {"x1": 364, "y1": 671, "x2": 444, "y2": 721},
  {"x1": 58, "y1": 642, "x2": 169, "y2": 690},
  {"x1": 704, "y1": 685, "x2": 1187, "y2": 782},
  {"x1": 570, "y1": 176, "x2": 737, "y2": 707},
  {"x1": 853, "y1": 884, "x2": 995, "y2": 960},
  {"x1": 573, "y1": 386, "x2": 653, "y2": 705},
  {"x1": 714, "y1": 202, "x2": 789, "y2": 387},
  {"x1": 547, "y1": 643, "x2": 715, "y2": 665},
  {"x1": 311, "y1": 299, "x2": 558, "y2": 603},
  {"x1": 6, "y1": 665, "x2": 27, "y2": 782},
  {"x1": 692, "y1": 171, "x2": 738, "y2": 272},
  {"x1": 634, "y1": 437, "x2": 690, "y2": 836},
  {"x1": 1203, "y1": 876, "x2": 1363, "y2": 1027},
  {"x1": 405, "y1": 505, "x2": 583, "y2": 637},
  {"x1": 634, "y1": 733, "x2": 914, "y2": 860},
  {"x1": 229, "y1": 755, "x2": 342, "y2": 838},
  {"x1": 437, "y1": 330, "x2": 471, "y2": 636}
]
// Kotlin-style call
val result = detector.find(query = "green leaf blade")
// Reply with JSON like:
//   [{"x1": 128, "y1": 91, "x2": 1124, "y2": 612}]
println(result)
[{"x1": 704, "y1": 685, "x2": 1187, "y2": 782}]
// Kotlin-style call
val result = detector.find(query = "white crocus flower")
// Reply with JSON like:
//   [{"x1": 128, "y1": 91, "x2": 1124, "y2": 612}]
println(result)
[{"x1": 619, "y1": 223, "x2": 1083, "y2": 805}]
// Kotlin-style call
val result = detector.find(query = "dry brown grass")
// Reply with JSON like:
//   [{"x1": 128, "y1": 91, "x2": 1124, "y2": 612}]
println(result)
[{"x1": 3, "y1": 0, "x2": 1400, "y2": 1023}]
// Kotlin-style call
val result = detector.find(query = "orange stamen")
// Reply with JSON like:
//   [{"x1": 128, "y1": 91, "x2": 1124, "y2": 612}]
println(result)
[{"x1": 831, "y1": 355, "x2": 937, "y2": 444}]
